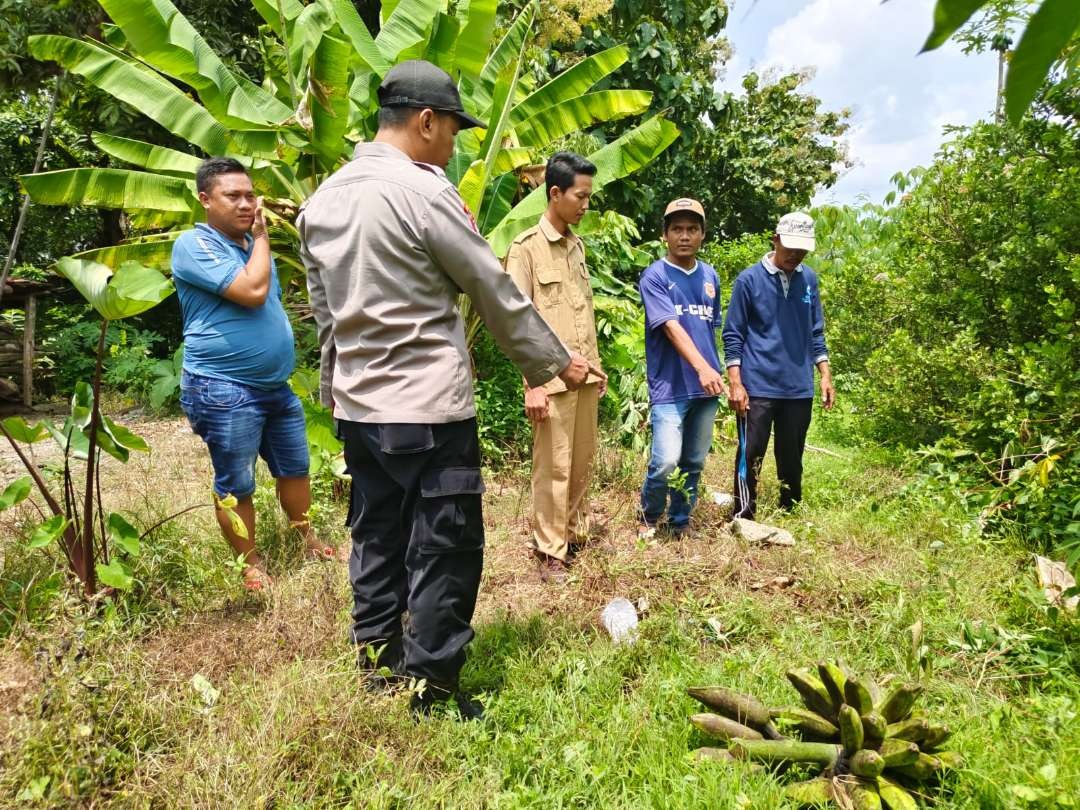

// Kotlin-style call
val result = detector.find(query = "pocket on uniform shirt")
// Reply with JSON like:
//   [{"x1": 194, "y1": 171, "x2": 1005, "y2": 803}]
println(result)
[{"x1": 536, "y1": 265, "x2": 562, "y2": 306}]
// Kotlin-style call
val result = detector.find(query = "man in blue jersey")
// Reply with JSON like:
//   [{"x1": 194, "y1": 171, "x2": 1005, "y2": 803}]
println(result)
[
  {"x1": 638, "y1": 198, "x2": 727, "y2": 536},
  {"x1": 172, "y1": 158, "x2": 335, "y2": 591},
  {"x1": 723, "y1": 212, "x2": 835, "y2": 519}
]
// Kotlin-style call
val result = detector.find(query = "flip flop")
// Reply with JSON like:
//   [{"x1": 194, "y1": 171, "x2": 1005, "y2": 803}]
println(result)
[
  {"x1": 304, "y1": 541, "x2": 339, "y2": 562},
  {"x1": 243, "y1": 566, "x2": 272, "y2": 591}
]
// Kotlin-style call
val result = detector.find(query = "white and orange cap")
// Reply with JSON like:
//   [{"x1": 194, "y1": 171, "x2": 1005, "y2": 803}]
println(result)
[
  {"x1": 663, "y1": 197, "x2": 706, "y2": 226},
  {"x1": 776, "y1": 212, "x2": 816, "y2": 251}
]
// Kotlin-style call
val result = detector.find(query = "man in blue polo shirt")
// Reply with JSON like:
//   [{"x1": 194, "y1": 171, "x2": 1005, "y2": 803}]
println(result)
[
  {"x1": 638, "y1": 198, "x2": 727, "y2": 536},
  {"x1": 172, "y1": 157, "x2": 334, "y2": 591},
  {"x1": 723, "y1": 212, "x2": 835, "y2": 519}
]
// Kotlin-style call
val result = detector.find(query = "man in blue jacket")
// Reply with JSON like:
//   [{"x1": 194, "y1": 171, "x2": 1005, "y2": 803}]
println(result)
[
  {"x1": 638, "y1": 198, "x2": 727, "y2": 536},
  {"x1": 723, "y1": 212, "x2": 835, "y2": 519}
]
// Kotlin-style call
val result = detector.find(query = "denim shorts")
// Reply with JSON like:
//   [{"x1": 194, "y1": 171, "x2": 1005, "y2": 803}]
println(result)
[{"x1": 180, "y1": 371, "x2": 309, "y2": 499}]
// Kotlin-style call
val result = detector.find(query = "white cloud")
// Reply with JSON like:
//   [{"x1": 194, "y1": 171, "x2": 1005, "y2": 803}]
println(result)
[{"x1": 718, "y1": 0, "x2": 998, "y2": 205}]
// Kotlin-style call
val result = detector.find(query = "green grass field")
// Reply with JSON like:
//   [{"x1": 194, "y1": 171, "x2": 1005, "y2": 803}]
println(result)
[{"x1": 1, "y1": 416, "x2": 1077, "y2": 808}]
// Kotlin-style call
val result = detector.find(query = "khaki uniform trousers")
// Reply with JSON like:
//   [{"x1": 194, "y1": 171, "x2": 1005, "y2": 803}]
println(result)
[{"x1": 531, "y1": 382, "x2": 599, "y2": 561}]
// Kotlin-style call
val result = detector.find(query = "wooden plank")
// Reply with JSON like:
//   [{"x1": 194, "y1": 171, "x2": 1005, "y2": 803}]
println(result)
[{"x1": 22, "y1": 295, "x2": 35, "y2": 407}]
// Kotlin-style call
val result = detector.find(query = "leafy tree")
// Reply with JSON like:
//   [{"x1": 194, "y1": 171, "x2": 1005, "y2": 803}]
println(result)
[
  {"x1": 913, "y1": 0, "x2": 1080, "y2": 123},
  {"x1": 513, "y1": 0, "x2": 849, "y2": 238},
  {"x1": 0, "y1": 92, "x2": 101, "y2": 269},
  {"x1": 814, "y1": 109, "x2": 1079, "y2": 552}
]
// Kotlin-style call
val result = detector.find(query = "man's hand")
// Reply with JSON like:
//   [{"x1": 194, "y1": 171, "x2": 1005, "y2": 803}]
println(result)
[
  {"x1": 597, "y1": 366, "x2": 608, "y2": 398},
  {"x1": 524, "y1": 387, "x2": 550, "y2": 423},
  {"x1": 697, "y1": 365, "x2": 728, "y2": 398},
  {"x1": 820, "y1": 374, "x2": 836, "y2": 410},
  {"x1": 728, "y1": 380, "x2": 749, "y2": 415},
  {"x1": 251, "y1": 197, "x2": 267, "y2": 240},
  {"x1": 558, "y1": 352, "x2": 603, "y2": 390}
]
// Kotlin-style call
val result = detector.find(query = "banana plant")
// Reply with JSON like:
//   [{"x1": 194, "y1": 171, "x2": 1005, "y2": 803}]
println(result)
[
  {"x1": 22, "y1": 0, "x2": 679, "y2": 275},
  {"x1": 18, "y1": 0, "x2": 680, "y2": 527},
  {"x1": 0, "y1": 260, "x2": 172, "y2": 595}
]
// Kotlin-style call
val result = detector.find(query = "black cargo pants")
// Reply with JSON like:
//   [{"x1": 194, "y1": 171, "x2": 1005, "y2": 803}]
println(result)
[
  {"x1": 339, "y1": 418, "x2": 485, "y2": 691},
  {"x1": 733, "y1": 397, "x2": 813, "y2": 519}
]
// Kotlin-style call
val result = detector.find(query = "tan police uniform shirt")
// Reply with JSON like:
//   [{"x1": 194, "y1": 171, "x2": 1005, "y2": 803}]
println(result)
[
  {"x1": 504, "y1": 215, "x2": 601, "y2": 395},
  {"x1": 298, "y1": 142, "x2": 571, "y2": 424}
]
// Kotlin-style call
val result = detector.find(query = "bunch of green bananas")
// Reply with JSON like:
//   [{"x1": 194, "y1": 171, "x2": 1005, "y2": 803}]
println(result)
[{"x1": 687, "y1": 662, "x2": 964, "y2": 808}]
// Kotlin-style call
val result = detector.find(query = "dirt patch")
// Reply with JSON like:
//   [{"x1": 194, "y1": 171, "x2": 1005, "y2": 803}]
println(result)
[
  {"x1": 139, "y1": 564, "x2": 346, "y2": 689},
  {"x1": 0, "y1": 646, "x2": 38, "y2": 748}
]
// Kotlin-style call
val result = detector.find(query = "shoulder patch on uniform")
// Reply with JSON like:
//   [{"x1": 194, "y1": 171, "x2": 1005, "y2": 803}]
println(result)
[{"x1": 511, "y1": 225, "x2": 541, "y2": 244}]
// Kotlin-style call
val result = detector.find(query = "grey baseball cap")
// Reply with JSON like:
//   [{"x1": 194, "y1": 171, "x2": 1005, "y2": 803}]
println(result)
[{"x1": 377, "y1": 60, "x2": 485, "y2": 129}]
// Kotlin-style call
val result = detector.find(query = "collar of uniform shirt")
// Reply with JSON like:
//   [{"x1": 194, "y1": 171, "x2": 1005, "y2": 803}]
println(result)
[
  {"x1": 415, "y1": 161, "x2": 448, "y2": 179},
  {"x1": 539, "y1": 212, "x2": 579, "y2": 244},
  {"x1": 662, "y1": 257, "x2": 699, "y2": 276}
]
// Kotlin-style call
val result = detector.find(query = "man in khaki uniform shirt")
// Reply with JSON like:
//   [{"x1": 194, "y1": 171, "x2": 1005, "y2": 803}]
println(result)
[
  {"x1": 505, "y1": 152, "x2": 606, "y2": 580},
  {"x1": 298, "y1": 62, "x2": 596, "y2": 720}
]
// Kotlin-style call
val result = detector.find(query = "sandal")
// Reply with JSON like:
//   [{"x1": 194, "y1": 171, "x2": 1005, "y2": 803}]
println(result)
[
  {"x1": 292, "y1": 519, "x2": 338, "y2": 562},
  {"x1": 243, "y1": 566, "x2": 272, "y2": 591},
  {"x1": 304, "y1": 542, "x2": 338, "y2": 562}
]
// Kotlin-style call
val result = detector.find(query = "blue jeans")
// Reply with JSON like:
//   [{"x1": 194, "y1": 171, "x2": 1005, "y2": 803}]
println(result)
[
  {"x1": 640, "y1": 397, "x2": 719, "y2": 529},
  {"x1": 180, "y1": 371, "x2": 309, "y2": 499}
]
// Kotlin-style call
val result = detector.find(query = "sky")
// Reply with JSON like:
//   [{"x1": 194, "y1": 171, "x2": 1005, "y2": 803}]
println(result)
[{"x1": 716, "y1": 0, "x2": 999, "y2": 206}]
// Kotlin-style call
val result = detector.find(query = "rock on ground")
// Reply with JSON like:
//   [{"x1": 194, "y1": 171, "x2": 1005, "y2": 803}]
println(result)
[{"x1": 731, "y1": 518, "x2": 795, "y2": 547}]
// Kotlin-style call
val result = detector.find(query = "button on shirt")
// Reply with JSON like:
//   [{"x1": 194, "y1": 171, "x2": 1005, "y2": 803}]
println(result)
[
  {"x1": 504, "y1": 215, "x2": 601, "y2": 395},
  {"x1": 298, "y1": 142, "x2": 571, "y2": 424},
  {"x1": 171, "y1": 223, "x2": 295, "y2": 389}
]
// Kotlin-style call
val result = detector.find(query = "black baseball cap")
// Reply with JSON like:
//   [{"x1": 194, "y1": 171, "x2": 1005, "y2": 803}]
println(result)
[{"x1": 377, "y1": 60, "x2": 485, "y2": 129}]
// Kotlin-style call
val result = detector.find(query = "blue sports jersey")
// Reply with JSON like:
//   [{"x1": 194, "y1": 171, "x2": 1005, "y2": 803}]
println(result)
[
  {"x1": 638, "y1": 258, "x2": 724, "y2": 405},
  {"x1": 171, "y1": 223, "x2": 295, "y2": 389}
]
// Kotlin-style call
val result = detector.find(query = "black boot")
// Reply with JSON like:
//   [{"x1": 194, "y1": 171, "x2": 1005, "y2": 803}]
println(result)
[
  {"x1": 409, "y1": 682, "x2": 484, "y2": 721},
  {"x1": 357, "y1": 638, "x2": 406, "y2": 694}
]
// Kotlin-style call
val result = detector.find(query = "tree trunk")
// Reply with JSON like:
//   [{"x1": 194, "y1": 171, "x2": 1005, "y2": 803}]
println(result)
[
  {"x1": 995, "y1": 48, "x2": 1006, "y2": 124},
  {"x1": 80, "y1": 319, "x2": 108, "y2": 596},
  {"x1": 0, "y1": 77, "x2": 60, "y2": 307}
]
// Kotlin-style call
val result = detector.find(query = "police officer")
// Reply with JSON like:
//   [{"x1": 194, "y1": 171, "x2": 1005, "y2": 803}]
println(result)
[{"x1": 298, "y1": 60, "x2": 595, "y2": 720}]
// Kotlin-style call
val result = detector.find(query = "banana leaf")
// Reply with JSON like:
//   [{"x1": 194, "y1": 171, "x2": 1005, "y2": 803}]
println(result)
[
  {"x1": 510, "y1": 45, "x2": 630, "y2": 124},
  {"x1": 91, "y1": 133, "x2": 203, "y2": 176},
  {"x1": 454, "y1": 0, "x2": 497, "y2": 79},
  {"x1": 469, "y1": 1, "x2": 534, "y2": 118},
  {"x1": 477, "y1": 172, "x2": 518, "y2": 236},
  {"x1": 251, "y1": 0, "x2": 304, "y2": 37},
  {"x1": 492, "y1": 147, "x2": 531, "y2": 175},
  {"x1": 329, "y1": 0, "x2": 390, "y2": 75},
  {"x1": 425, "y1": 12, "x2": 461, "y2": 74},
  {"x1": 98, "y1": 0, "x2": 292, "y2": 127},
  {"x1": 54, "y1": 258, "x2": 174, "y2": 321},
  {"x1": 21, "y1": 168, "x2": 197, "y2": 213},
  {"x1": 288, "y1": 2, "x2": 334, "y2": 90},
  {"x1": 309, "y1": 31, "x2": 351, "y2": 169},
  {"x1": 459, "y1": 54, "x2": 524, "y2": 216},
  {"x1": 72, "y1": 236, "x2": 180, "y2": 274},
  {"x1": 27, "y1": 35, "x2": 230, "y2": 155},
  {"x1": 374, "y1": 0, "x2": 443, "y2": 64},
  {"x1": 512, "y1": 90, "x2": 653, "y2": 147}
]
